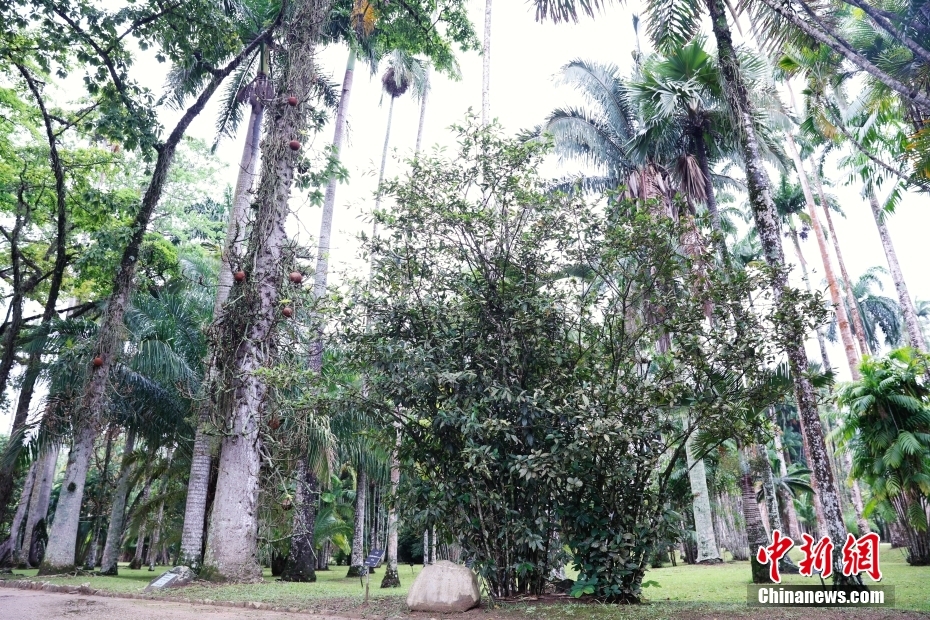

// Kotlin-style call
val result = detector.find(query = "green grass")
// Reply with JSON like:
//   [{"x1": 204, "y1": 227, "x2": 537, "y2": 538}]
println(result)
[{"x1": 4, "y1": 545, "x2": 928, "y2": 618}]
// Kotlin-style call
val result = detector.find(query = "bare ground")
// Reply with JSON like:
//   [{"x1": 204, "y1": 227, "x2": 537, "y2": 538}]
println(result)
[{"x1": 1, "y1": 589, "x2": 929, "y2": 620}]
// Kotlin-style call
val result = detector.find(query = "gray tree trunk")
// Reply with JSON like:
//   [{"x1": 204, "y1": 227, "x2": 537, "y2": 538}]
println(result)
[
  {"x1": 202, "y1": 0, "x2": 332, "y2": 582},
  {"x1": 148, "y1": 498, "x2": 165, "y2": 571},
  {"x1": 414, "y1": 67, "x2": 429, "y2": 154},
  {"x1": 100, "y1": 428, "x2": 136, "y2": 574},
  {"x1": 739, "y1": 450, "x2": 772, "y2": 583},
  {"x1": 21, "y1": 446, "x2": 58, "y2": 567},
  {"x1": 771, "y1": 426, "x2": 802, "y2": 541},
  {"x1": 867, "y1": 191, "x2": 925, "y2": 352},
  {"x1": 281, "y1": 459, "x2": 318, "y2": 582},
  {"x1": 178, "y1": 79, "x2": 266, "y2": 573},
  {"x1": 380, "y1": 433, "x2": 401, "y2": 587},
  {"x1": 347, "y1": 467, "x2": 367, "y2": 577},
  {"x1": 706, "y1": 0, "x2": 851, "y2": 582},
  {"x1": 6, "y1": 460, "x2": 37, "y2": 567},
  {"x1": 788, "y1": 222, "x2": 833, "y2": 370},
  {"x1": 41, "y1": 425, "x2": 96, "y2": 571},
  {"x1": 685, "y1": 432, "x2": 721, "y2": 563}
]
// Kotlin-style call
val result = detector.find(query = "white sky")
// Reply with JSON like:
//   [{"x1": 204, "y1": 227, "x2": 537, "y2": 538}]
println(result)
[{"x1": 3, "y1": 0, "x2": 929, "y2": 432}]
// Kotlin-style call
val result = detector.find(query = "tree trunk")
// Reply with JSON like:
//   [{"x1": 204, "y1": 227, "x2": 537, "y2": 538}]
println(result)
[
  {"x1": 481, "y1": 0, "x2": 492, "y2": 126},
  {"x1": 685, "y1": 432, "x2": 721, "y2": 563},
  {"x1": 867, "y1": 191, "x2": 925, "y2": 352},
  {"x1": 811, "y1": 167, "x2": 870, "y2": 355},
  {"x1": 706, "y1": 0, "x2": 851, "y2": 583},
  {"x1": 5, "y1": 459, "x2": 37, "y2": 567},
  {"x1": 281, "y1": 460, "x2": 318, "y2": 582},
  {"x1": 130, "y1": 478, "x2": 152, "y2": 569},
  {"x1": 100, "y1": 428, "x2": 136, "y2": 575},
  {"x1": 202, "y1": 0, "x2": 331, "y2": 582},
  {"x1": 786, "y1": 133, "x2": 861, "y2": 378},
  {"x1": 739, "y1": 451, "x2": 772, "y2": 584},
  {"x1": 789, "y1": 222, "x2": 832, "y2": 370},
  {"x1": 381, "y1": 433, "x2": 401, "y2": 587},
  {"x1": 85, "y1": 428, "x2": 115, "y2": 569},
  {"x1": 178, "y1": 77, "x2": 266, "y2": 574},
  {"x1": 347, "y1": 467, "x2": 367, "y2": 577},
  {"x1": 148, "y1": 499, "x2": 165, "y2": 571},
  {"x1": 39, "y1": 425, "x2": 96, "y2": 573},
  {"x1": 414, "y1": 67, "x2": 430, "y2": 154},
  {"x1": 371, "y1": 95, "x2": 396, "y2": 235},
  {"x1": 20, "y1": 446, "x2": 57, "y2": 567}
]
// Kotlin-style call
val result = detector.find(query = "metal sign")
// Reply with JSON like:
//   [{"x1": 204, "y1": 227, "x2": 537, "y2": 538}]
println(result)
[{"x1": 364, "y1": 549, "x2": 384, "y2": 568}]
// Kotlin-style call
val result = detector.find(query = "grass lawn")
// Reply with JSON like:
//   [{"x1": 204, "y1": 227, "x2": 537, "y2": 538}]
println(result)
[{"x1": 3, "y1": 544, "x2": 928, "y2": 619}]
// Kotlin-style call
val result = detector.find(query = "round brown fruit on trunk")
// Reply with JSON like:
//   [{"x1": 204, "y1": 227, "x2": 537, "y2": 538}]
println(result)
[
  {"x1": 234, "y1": 270, "x2": 246, "y2": 282},
  {"x1": 289, "y1": 271, "x2": 303, "y2": 284},
  {"x1": 287, "y1": 96, "x2": 298, "y2": 106},
  {"x1": 269, "y1": 416, "x2": 281, "y2": 430},
  {"x1": 289, "y1": 140, "x2": 301, "y2": 151},
  {"x1": 282, "y1": 306, "x2": 293, "y2": 318},
  {"x1": 93, "y1": 356, "x2": 104, "y2": 368}
]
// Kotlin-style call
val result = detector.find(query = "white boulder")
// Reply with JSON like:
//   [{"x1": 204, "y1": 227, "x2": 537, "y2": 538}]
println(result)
[{"x1": 406, "y1": 560, "x2": 481, "y2": 613}]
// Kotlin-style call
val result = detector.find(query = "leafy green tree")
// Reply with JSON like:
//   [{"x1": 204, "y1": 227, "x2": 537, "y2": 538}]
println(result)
[
  {"x1": 837, "y1": 348, "x2": 930, "y2": 565},
  {"x1": 330, "y1": 119, "x2": 814, "y2": 600}
]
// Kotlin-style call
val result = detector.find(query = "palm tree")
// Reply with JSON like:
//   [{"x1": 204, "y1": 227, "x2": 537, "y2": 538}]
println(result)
[
  {"x1": 481, "y1": 0, "x2": 492, "y2": 126},
  {"x1": 837, "y1": 348, "x2": 930, "y2": 565}
]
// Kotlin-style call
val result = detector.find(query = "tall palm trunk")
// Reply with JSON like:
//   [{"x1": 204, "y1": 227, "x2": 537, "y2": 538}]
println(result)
[
  {"x1": 178, "y1": 76, "x2": 267, "y2": 572},
  {"x1": 788, "y1": 222, "x2": 832, "y2": 370},
  {"x1": 739, "y1": 449, "x2": 772, "y2": 583},
  {"x1": 372, "y1": 95, "x2": 397, "y2": 225},
  {"x1": 705, "y1": 0, "x2": 850, "y2": 582},
  {"x1": 414, "y1": 67, "x2": 430, "y2": 154},
  {"x1": 811, "y1": 168, "x2": 870, "y2": 355},
  {"x1": 100, "y1": 428, "x2": 136, "y2": 574},
  {"x1": 786, "y1": 134, "x2": 861, "y2": 376},
  {"x1": 771, "y1": 428, "x2": 802, "y2": 541},
  {"x1": 481, "y1": 0, "x2": 491, "y2": 126},
  {"x1": 130, "y1": 479, "x2": 152, "y2": 570},
  {"x1": 203, "y1": 0, "x2": 332, "y2": 582},
  {"x1": 347, "y1": 467, "x2": 367, "y2": 577},
  {"x1": 867, "y1": 191, "x2": 925, "y2": 352},
  {"x1": 148, "y1": 497, "x2": 166, "y2": 571},
  {"x1": 39, "y1": 32, "x2": 260, "y2": 575},
  {"x1": 686, "y1": 432, "x2": 721, "y2": 563}
]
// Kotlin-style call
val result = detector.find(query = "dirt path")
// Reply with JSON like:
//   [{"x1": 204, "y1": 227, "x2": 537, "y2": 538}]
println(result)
[{"x1": 0, "y1": 589, "x2": 354, "y2": 620}]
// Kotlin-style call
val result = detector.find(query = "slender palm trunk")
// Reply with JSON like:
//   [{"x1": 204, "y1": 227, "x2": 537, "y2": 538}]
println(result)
[
  {"x1": 789, "y1": 223, "x2": 832, "y2": 370},
  {"x1": 686, "y1": 432, "x2": 721, "y2": 563},
  {"x1": 178, "y1": 84, "x2": 266, "y2": 573},
  {"x1": 481, "y1": 0, "x2": 491, "y2": 126},
  {"x1": 867, "y1": 191, "x2": 925, "y2": 352},
  {"x1": 706, "y1": 0, "x2": 850, "y2": 582},
  {"x1": 347, "y1": 467, "x2": 367, "y2": 577},
  {"x1": 381, "y1": 432, "x2": 401, "y2": 587},
  {"x1": 281, "y1": 460, "x2": 319, "y2": 581},
  {"x1": 100, "y1": 428, "x2": 136, "y2": 575},
  {"x1": 372, "y1": 95, "x2": 396, "y2": 225},
  {"x1": 812, "y1": 169, "x2": 870, "y2": 355},
  {"x1": 414, "y1": 68, "x2": 429, "y2": 154},
  {"x1": 148, "y1": 498, "x2": 165, "y2": 571},
  {"x1": 203, "y1": 1, "x2": 331, "y2": 582},
  {"x1": 786, "y1": 134, "x2": 861, "y2": 377},
  {"x1": 20, "y1": 446, "x2": 58, "y2": 567}
]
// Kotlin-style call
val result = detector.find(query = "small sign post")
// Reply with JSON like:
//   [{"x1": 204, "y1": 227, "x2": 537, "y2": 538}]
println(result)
[{"x1": 363, "y1": 549, "x2": 384, "y2": 605}]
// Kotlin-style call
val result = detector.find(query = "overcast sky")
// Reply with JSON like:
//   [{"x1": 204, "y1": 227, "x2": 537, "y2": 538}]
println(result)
[{"x1": 3, "y1": 0, "x2": 928, "y2": 432}]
